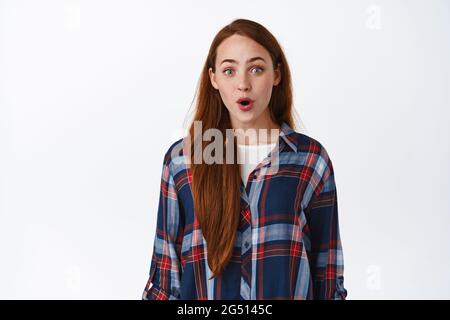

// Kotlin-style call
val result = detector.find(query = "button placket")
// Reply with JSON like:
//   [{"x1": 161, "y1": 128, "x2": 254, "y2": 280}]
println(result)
[
  {"x1": 241, "y1": 227, "x2": 251, "y2": 254},
  {"x1": 239, "y1": 201, "x2": 252, "y2": 300}
]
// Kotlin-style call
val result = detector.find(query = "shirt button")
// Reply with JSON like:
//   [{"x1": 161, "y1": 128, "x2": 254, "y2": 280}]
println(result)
[{"x1": 244, "y1": 241, "x2": 250, "y2": 249}]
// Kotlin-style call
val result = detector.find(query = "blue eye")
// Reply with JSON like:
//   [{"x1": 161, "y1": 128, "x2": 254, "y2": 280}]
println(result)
[
  {"x1": 223, "y1": 66, "x2": 264, "y2": 76},
  {"x1": 224, "y1": 69, "x2": 233, "y2": 76},
  {"x1": 252, "y1": 66, "x2": 264, "y2": 73}
]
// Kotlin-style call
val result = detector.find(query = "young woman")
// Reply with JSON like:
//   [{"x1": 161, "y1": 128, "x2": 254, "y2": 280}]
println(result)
[{"x1": 142, "y1": 18, "x2": 347, "y2": 300}]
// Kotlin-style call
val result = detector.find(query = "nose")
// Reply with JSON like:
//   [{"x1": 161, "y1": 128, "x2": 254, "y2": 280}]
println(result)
[{"x1": 237, "y1": 74, "x2": 251, "y2": 92}]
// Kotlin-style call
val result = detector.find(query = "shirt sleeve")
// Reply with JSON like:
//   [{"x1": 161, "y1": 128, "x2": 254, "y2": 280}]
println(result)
[
  {"x1": 304, "y1": 152, "x2": 348, "y2": 300},
  {"x1": 142, "y1": 158, "x2": 184, "y2": 300}
]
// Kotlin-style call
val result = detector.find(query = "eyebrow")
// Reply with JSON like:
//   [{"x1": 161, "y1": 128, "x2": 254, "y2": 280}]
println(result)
[{"x1": 220, "y1": 56, "x2": 266, "y2": 65}]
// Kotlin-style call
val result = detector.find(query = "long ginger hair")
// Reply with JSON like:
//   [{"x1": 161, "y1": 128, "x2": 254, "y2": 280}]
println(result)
[{"x1": 186, "y1": 18, "x2": 299, "y2": 279}]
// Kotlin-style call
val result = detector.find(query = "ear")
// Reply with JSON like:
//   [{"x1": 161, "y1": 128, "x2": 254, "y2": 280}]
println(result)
[
  {"x1": 209, "y1": 67, "x2": 219, "y2": 90},
  {"x1": 273, "y1": 63, "x2": 281, "y2": 86}
]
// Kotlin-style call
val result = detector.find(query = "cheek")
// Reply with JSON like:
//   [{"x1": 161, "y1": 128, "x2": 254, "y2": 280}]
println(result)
[
  {"x1": 218, "y1": 89, "x2": 233, "y2": 106},
  {"x1": 256, "y1": 79, "x2": 275, "y2": 102},
  {"x1": 217, "y1": 83, "x2": 236, "y2": 104},
  {"x1": 216, "y1": 88, "x2": 235, "y2": 112}
]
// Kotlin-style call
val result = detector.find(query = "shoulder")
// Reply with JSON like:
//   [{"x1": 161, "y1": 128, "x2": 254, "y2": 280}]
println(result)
[
  {"x1": 294, "y1": 131, "x2": 332, "y2": 160},
  {"x1": 162, "y1": 137, "x2": 184, "y2": 162},
  {"x1": 288, "y1": 132, "x2": 339, "y2": 202},
  {"x1": 292, "y1": 131, "x2": 335, "y2": 181},
  {"x1": 161, "y1": 137, "x2": 187, "y2": 177}
]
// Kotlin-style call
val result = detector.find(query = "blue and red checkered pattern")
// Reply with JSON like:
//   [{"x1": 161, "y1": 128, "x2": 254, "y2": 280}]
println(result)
[{"x1": 142, "y1": 121, "x2": 347, "y2": 300}]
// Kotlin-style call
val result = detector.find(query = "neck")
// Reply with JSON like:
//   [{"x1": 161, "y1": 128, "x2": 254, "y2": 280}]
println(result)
[{"x1": 231, "y1": 111, "x2": 280, "y2": 145}]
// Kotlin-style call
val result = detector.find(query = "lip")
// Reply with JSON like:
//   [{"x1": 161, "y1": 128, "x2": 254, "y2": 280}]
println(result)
[
  {"x1": 236, "y1": 97, "x2": 255, "y2": 111},
  {"x1": 236, "y1": 97, "x2": 254, "y2": 103}
]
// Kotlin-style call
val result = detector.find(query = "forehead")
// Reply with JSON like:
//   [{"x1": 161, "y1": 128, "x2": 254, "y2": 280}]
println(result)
[{"x1": 216, "y1": 34, "x2": 271, "y2": 63}]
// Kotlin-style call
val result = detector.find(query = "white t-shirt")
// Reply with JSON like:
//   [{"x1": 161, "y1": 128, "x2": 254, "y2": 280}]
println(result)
[{"x1": 236, "y1": 142, "x2": 277, "y2": 187}]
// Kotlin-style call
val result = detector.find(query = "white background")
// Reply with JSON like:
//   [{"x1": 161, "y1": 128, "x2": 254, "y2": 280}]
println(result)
[{"x1": 1, "y1": 0, "x2": 449, "y2": 299}]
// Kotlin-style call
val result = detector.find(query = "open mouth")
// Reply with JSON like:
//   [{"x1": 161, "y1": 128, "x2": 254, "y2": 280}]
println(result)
[
  {"x1": 237, "y1": 97, "x2": 254, "y2": 105},
  {"x1": 236, "y1": 97, "x2": 254, "y2": 111}
]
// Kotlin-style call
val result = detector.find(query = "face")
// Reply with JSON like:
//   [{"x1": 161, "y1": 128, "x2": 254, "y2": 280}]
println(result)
[{"x1": 209, "y1": 34, "x2": 281, "y2": 132}]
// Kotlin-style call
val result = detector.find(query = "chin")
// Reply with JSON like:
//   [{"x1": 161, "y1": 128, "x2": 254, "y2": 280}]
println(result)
[
  {"x1": 235, "y1": 113, "x2": 256, "y2": 123},
  {"x1": 227, "y1": 106, "x2": 263, "y2": 125}
]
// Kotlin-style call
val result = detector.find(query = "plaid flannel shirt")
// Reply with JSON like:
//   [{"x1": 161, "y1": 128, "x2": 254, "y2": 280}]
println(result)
[{"x1": 142, "y1": 121, "x2": 347, "y2": 300}]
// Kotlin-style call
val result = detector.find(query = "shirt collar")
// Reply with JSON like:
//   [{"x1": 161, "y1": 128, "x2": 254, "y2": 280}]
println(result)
[{"x1": 278, "y1": 121, "x2": 298, "y2": 153}]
